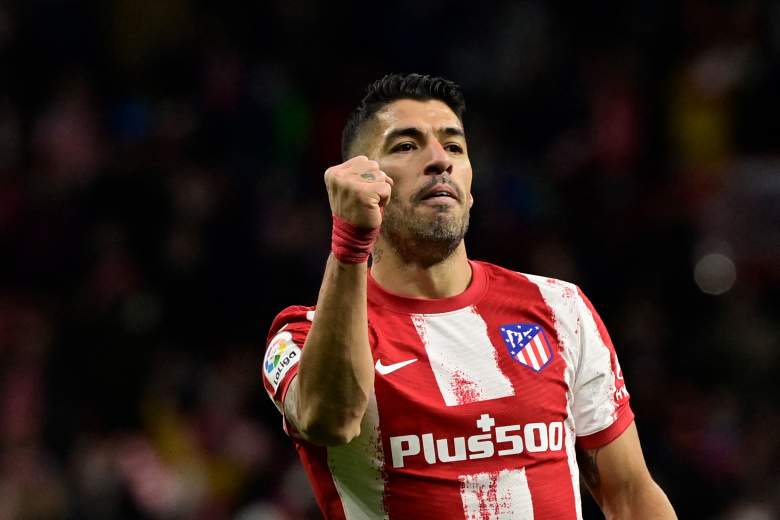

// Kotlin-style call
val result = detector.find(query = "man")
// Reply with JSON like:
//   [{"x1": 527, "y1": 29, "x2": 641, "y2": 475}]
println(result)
[{"x1": 262, "y1": 73, "x2": 676, "y2": 519}]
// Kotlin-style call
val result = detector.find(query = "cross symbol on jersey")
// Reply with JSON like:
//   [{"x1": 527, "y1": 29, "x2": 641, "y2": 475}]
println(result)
[{"x1": 476, "y1": 413, "x2": 495, "y2": 432}]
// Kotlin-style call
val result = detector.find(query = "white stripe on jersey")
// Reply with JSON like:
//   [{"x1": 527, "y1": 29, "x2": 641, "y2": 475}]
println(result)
[
  {"x1": 533, "y1": 335, "x2": 549, "y2": 364},
  {"x1": 572, "y1": 293, "x2": 620, "y2": 436},
  {"x1": 459, "y1": 468, "x2": 534, "y2": 519},
  {"x1": 412, "y1": 307, "x2": 515, "y2": 407},
  {"x1": 327, "y1": 393, "x2": 388, "y2": 520},
  {"x1": 524, "y1": 342, "x2": 541, "y2": 370},
  {"x1": 523, "y1": 273, "x2": 583, "y2": 520}
]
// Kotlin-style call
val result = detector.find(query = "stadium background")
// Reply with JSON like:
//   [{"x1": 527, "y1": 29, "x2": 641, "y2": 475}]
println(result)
[{"x1": 1, "y1": 1, "x2": 779, "y2": 518}]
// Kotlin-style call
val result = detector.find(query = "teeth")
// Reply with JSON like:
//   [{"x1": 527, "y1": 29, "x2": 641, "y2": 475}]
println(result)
[{"x1": 423, "y1": 190, "x2": 454, "y2": 200}]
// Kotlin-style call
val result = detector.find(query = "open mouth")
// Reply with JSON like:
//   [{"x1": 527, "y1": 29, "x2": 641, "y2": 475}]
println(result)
[{"x1": 420, "y1": 184, "x2": 459, "y2": 202}]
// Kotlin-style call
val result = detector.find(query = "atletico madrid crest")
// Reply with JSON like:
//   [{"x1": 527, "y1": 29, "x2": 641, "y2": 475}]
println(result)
[{"x1": 499, "y1": 323, "x2": 554, "y2": 372}]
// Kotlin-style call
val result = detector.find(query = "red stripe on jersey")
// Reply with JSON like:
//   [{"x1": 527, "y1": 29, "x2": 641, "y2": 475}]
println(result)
[
  {"x1": 525, "y1": 443, "x2": 580, "y2": 517},
  {"x1": 293, "y1": 442, "x2": 347, "y2": 520}
]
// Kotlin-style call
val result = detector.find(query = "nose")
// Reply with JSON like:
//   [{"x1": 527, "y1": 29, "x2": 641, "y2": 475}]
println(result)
[{"x1": 423, "y1": 140, "x2": 453, "y2": 176}]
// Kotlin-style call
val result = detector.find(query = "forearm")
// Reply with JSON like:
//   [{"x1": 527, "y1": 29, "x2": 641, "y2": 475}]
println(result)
[{"x1": 293, "y1": 254, "x2": 374, "y2": 444}]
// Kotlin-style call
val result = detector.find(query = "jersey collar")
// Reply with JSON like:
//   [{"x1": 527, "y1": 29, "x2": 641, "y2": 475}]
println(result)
[{"x1": 367, "y1": 260, "x2": 488, "y2": 314}]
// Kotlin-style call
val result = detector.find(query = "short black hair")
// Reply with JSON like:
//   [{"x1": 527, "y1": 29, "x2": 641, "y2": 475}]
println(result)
[{"x1": 341, "y1": 73, "x2": 466, "y2": 160}]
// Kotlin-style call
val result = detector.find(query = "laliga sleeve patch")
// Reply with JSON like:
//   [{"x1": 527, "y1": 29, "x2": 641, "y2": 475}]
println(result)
[{"x1": 264, "y1": 331, "x2": 302, "y2": 393}]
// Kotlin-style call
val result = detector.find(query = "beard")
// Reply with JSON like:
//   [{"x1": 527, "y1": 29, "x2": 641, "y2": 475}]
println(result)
[{"x1": 380, "y1": 189, "x2": 470, "y2": 267}]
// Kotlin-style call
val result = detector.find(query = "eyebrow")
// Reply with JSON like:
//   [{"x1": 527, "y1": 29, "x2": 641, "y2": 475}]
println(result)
[
  {"x1": 441, "y1": 126, "x2": 465, "y2": 138},
  {"x1": 382, "y1": 126, "x2": 465, "y2": 147}
]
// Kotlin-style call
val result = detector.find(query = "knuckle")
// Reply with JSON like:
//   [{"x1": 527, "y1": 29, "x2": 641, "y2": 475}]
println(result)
[{"x1": 348, "y1": 155, "x2": 368, "y2": 165}]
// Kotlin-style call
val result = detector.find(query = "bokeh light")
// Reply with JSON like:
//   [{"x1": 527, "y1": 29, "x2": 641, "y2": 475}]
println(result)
[{"x1": 694, "y1": 253, "x2": 737, "y2": 295}]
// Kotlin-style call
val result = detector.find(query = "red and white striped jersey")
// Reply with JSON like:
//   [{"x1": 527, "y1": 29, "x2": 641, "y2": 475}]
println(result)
[{"x1": 262, "y1": 260, "x2": 633, "y2": 519}]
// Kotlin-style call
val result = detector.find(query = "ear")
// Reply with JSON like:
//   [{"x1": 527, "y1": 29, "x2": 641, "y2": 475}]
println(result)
[{"x1": 468, "y1": 193, "x2": 474, "y2": 208}]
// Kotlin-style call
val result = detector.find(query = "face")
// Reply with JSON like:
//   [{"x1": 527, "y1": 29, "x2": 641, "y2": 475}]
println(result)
[{"x1": 366, "y1": 99, "x2": 474, "y2": 264}]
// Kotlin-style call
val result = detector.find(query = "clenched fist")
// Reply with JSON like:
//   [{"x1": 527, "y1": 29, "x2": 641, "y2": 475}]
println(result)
[{"x1": 324, "y1": 156, "x2": 393, "y2": 230}]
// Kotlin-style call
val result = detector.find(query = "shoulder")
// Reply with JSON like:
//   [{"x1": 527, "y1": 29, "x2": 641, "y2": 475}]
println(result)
[
  {"x1": 475, "y1": 260, "x2": 581, "y2": 299},
  {"x1": 267, "y1": 305, "x2": 316, "y2": 342},
  {"x1": 521, "y1": 272, "x2": 581, "y2": 301}
]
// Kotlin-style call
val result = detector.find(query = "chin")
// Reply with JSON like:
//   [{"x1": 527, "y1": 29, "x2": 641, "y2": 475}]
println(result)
[
  {"x1": 382, "y1": 202, "x2": 469, "y2": 254},
  {"x1": 422, "y1": 212, "x2": 470, "y2": 243}
]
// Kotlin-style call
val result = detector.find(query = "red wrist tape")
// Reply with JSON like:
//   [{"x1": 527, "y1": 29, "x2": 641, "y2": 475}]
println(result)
[{"x1": 331, "y1": 214, "x2": 379, "y2": 264}]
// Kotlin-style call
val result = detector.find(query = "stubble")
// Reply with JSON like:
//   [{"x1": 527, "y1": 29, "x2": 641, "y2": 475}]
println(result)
[{"x1": 380, "y1": 195, "x2": 470, "y2": 267}]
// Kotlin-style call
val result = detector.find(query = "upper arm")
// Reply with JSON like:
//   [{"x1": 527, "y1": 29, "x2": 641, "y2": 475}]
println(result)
[
  {"x1": 261, "y1": 306, "x2": 313, "y2": 423},
  {"x1": 577, "y1": 421, "x2": 677, "y2": 519},
  {"x1": 577, "y1": 421, "x2": 649, "y2": 503},
  {"x1": 263, "y1": 304, "x2": 369, "y2": 445}
]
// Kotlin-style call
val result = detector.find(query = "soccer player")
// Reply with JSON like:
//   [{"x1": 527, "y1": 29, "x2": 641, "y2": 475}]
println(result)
[{"x1": 262, "y1": 73, "x2": 677, "y2": 519}]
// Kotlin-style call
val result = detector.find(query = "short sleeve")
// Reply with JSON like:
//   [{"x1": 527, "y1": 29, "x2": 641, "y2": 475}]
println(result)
[
  {"x1": 573, "y1": 289, "x2": 634, "y2": 449},
  {"x1": 262, "y1": 305, "x2": 315, "y2": 414}
]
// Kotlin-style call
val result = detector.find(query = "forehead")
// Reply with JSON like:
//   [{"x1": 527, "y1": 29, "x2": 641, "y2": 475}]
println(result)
[{"x1": 374, "y1": 99, "x2": 462, "y2": 138}]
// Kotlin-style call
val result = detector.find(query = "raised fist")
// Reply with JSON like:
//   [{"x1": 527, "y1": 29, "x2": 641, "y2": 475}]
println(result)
[{"x1": 324, "y1": 155, "x2": 393, "y2": 230}]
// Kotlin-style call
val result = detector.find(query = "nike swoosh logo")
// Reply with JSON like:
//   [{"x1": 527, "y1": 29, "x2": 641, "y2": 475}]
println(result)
[{"x1": 375, "y1": 358, "x2": 418, "y2": 375}]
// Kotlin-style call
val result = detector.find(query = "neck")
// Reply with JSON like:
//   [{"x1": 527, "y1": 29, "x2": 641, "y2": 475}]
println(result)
[{"x1": 370, "y1": 239, "x2": 472, "y2": 299}]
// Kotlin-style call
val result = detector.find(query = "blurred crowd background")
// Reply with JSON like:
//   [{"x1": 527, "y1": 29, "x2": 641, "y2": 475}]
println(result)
[{"x1": 1, "y1": 1, "x2": 779, "y2": 518}]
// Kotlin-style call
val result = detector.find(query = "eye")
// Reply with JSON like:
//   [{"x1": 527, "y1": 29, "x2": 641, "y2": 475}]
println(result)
[
  {"x1": 445, "y1": 143, "x2": 464, "y2": 153},
  {"x1": 392, "y1": 142, "x2": 416, "y2": 153}
]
